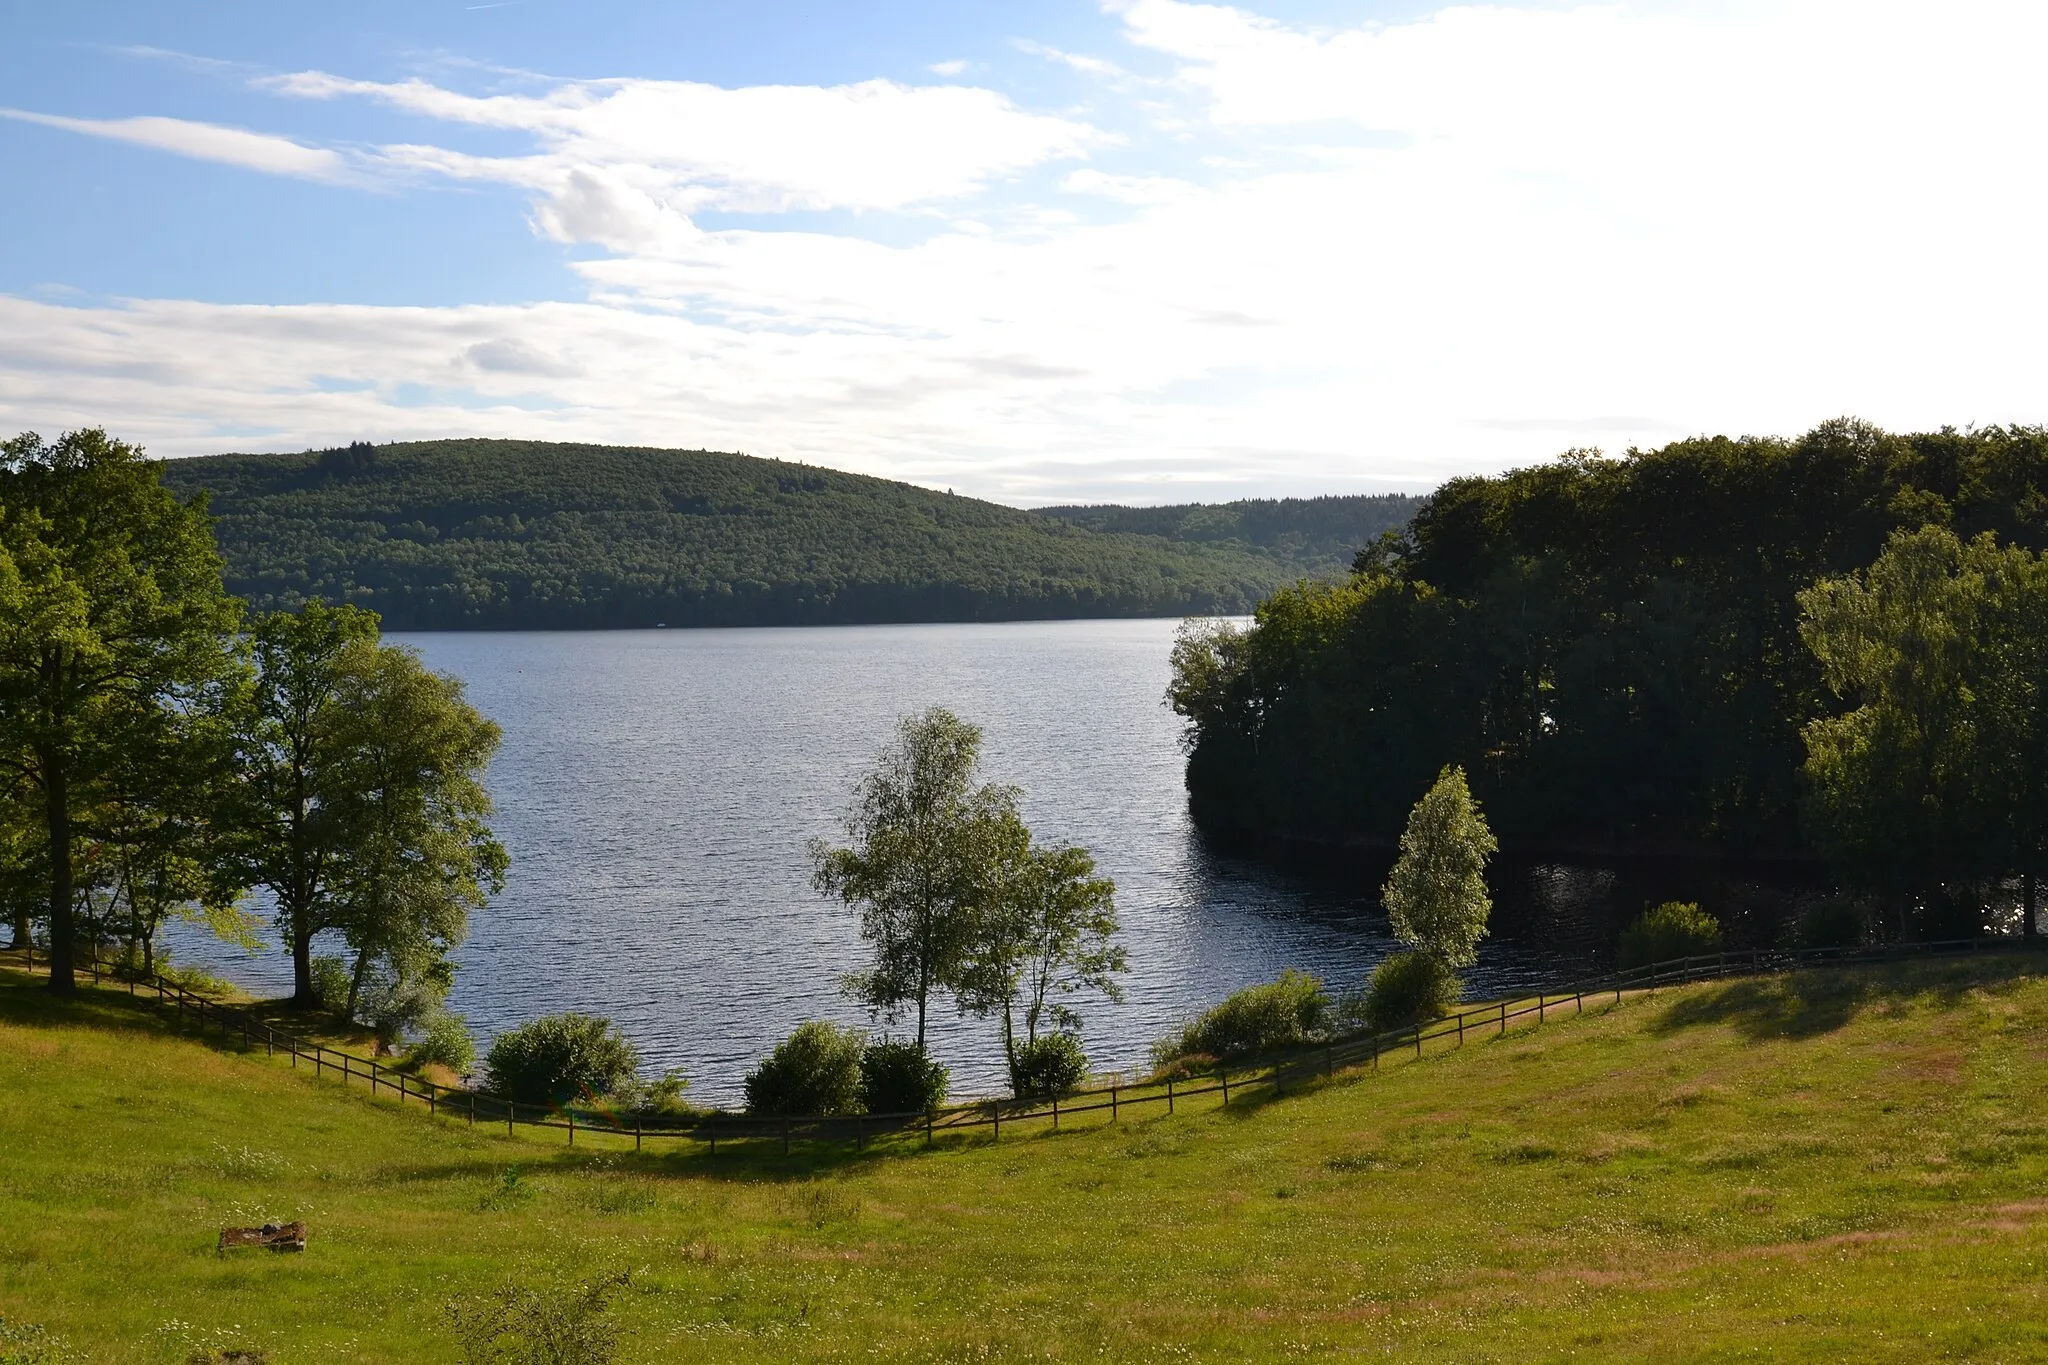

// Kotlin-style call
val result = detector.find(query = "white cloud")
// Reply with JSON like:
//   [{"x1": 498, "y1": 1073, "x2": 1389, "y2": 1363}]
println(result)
[
  {"x1": 6, "y1": 2, "x2": 2048, "y2": 503},
  {"x1": 0, "y1": 109, "x2": 355, "y2": 184},
  {"x1": 263, "y1": 70, "x2": 1108, "y2": 219},
  {"x1": 927, "y1": 59, "x2": 972, "y2": 77}
]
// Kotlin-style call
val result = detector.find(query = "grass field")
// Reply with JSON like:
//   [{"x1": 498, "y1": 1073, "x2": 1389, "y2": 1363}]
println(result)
[{"x1": 7, "y1": 955, "x2": 2048, "y2": 1362}]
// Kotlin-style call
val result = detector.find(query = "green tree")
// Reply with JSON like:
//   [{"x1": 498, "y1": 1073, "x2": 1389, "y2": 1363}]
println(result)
[
  {"x1": 811, "y1": 707, "x2": 1025, "y2": 1049},
  {"x1": 233, "y1": 605, "x2": 504, "y2": 1009},
  {"x1": 0, "y1": 430, "x2": 241, "y2": 995},
  {"x1": 325, "y1": 643, "x2": 506, "y2": 1018},
  {"x1": 1381, "y1": 765, "x2": 1497, "y2": 968},
  {"x1": 959, "y1": 842, "x2": 1126, "y2": 1076},
  {"x1": 231, "y1": 602, "x2": 382, "y2": 1005},
  {"x1": 1799, "y1": 526, "x2": 2048, "y2": 919}
]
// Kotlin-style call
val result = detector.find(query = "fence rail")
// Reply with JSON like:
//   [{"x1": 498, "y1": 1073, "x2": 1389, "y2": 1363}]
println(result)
[{"x1": 6, "y1": 934, "x2": 2044, "y2": 1156}]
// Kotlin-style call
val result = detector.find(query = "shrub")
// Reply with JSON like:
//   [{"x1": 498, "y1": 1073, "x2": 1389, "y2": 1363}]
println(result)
[
  {"x1": 625, "y1": 1070, "x2": 692, "y2": 1117},
  {"x1": 1619, "y1": 902, "x2": 1723, "y2": 968},
  {"x1": 308, "y1": 955, "x2": 352, "y2": 1014},
  {"x1": 407, "y1": 1011, "x2": 477, "y2": 1074},
  {"x1": 858, "y1": 1040, "x2": 948, "y2": 1115},
  {"x1": 743, "y1": 1021, "x2": 866, "y2": 1116},
  {"x1": 1786, "y1": 896, "x2": 1866, "y2": 950},
  {"x1": 361, "y1": 971, "x2": 444, "y2": 1054},
  {"x1": 446, "y1": 1270, "x2": 629, "y2": 1365},
  {"x1": 482, "y1": 1013, "x2": 642, "y2": 1106},
  {"x1": 1361, "y1": 951, "x2": 1461, "y2": 1032},
  {"x1": 1150, "y1": 969, "x2": 1329, "y2": 1067},
  {"x1": 1010, "y1": 1033, "x2": 1088, "y2": 1098}
]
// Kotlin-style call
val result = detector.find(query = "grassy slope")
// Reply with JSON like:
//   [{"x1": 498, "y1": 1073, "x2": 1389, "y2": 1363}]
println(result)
[{"x1": 7, "y1": 955, "x2": 2048, "y2": 1362}]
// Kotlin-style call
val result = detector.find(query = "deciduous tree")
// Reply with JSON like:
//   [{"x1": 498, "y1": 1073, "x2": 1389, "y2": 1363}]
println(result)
[
  {"x1": 811, "y1": 706, "x2": 1024, "y2": 1049},
  {"x1": 0, "y1": 430, "x2": 241, "y2": 994},
  {"x1": 1381, "y1": 765, "x2": 1497, "y2": 969}
]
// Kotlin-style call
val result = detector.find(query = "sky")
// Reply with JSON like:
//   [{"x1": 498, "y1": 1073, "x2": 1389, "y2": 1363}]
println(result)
[{"x1": 3, "y1": 1, "x2": 2047, "y2": 505}]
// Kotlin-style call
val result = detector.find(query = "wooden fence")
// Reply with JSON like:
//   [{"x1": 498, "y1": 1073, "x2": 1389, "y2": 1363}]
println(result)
[{"x1": 6, "y1": 935, "x2": 2042, "y2": 1156}]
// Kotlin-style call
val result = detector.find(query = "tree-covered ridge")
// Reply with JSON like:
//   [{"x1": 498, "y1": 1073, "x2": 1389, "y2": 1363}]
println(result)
[
  {"x1": 1030, "y1": 493, "x2": 1422, "y2": 574},
  {"x1": 1170, "y1": 421, "x2": 2048, "y2": 870},
  {"x1": 160, "y1": 439, "x2": 1358, "y2": 629}
]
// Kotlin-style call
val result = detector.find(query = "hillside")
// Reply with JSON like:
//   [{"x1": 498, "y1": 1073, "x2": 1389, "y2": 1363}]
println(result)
[
  {"x1": 157, "y1": 441, "x2": 1407, "y2": 630},
  {"x1": 1033, "y1": 492, "x2": 1420, "y2": 573},
  {"x1": 7, "y1": 952, "x2": 2048, "y2": 1361}
]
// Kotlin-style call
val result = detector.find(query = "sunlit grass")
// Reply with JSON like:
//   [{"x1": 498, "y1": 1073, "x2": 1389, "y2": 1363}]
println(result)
[{"x1": 6, "y1": 954, "x2": 2048, "y2": 1360}]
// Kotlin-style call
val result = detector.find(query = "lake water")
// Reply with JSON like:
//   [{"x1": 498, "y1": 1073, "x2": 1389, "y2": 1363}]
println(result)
[{"x1": 172, "y1": 619, "x2": 1594, "y2": 1103}]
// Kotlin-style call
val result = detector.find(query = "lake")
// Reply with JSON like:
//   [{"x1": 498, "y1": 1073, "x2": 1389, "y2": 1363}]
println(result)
[{"x1": 171, "y1": 619, "x2": 1595, "y2": 1103}]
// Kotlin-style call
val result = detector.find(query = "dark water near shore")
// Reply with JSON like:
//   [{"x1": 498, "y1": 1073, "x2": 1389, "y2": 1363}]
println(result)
[{"x1": 168, "y1": 619, "x2": 1599, "y2": 1103}]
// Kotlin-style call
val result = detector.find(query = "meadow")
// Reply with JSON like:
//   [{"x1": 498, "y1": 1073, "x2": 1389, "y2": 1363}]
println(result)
[{"x1": 6, "y1": 953, "x2": 2048, "y2": 1362}]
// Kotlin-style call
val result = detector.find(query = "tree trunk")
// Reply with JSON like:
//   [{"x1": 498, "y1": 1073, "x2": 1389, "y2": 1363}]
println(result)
[
  {"x1": 8, "y1": 905, "x2": 28, "y2": 951},
  {"x1": 1002, "y1": 1004, "x2": 1017, "y2": 1090},
  {"x1": 291, "y1": 894, "x2": 316, "y2": 1008},
  {"x1": 43, "y1": 748, "x2": 74, "y2": 996},
  {"x1": 345, "y1": 945, "x2": 371, "y2": 1021}
]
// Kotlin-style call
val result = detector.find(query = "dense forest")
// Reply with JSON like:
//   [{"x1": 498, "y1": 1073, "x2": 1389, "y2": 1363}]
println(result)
[
  {"x1": 1170, "y1": 421, "x2": 2048, "y2": 933},
  {"x1": 159, "y1": 440, "x2": 1416, "y2": 630},
  {"x1": 1033, "y1": 494, "x2": 1419, "y2": 572}
]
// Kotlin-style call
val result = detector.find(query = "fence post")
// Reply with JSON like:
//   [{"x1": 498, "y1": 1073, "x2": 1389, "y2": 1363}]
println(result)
[
  {"x1": 1052, "y1": 1095, "x2": 1060, "y2": 1131},
  {"x1": 1414, "y1": 1025, "x2": 1422, "y2": 1058},
  {"x1": 709, "y1": 1120, "x2": 718, "y2": 1157},
  {"x1": 508, "y1": 1101, "x2": 516, "y2": 1138},
  {"x1": 925, "y1": 1110, "x2": 933, "y2": 1147},
  {"x1": 429, "y1": 1084, "x2": 436, "y2": 1118},
  {"x1": 469, "y1": 1091, "x2": 476, "y2": 1126},
  {"x1": 1167, "y1": 1077, "x2": 1176, "y2": 1115},
  {"x1": 636, "y1": 1117, "x2": 642, "y2": 1153},
  {"x1": 569, "y1": 1114, "x2": 575, "y2": 1147},
  {"x1": 991, "y1": 1100, "x2": 1001, "y2": 1140},
  {"x1": 1499, "y1": 1000, "x2": 1506, "y2": 1036},
  {"x1": 1220, "y1": 1068, "x2": 1229, "y2": 1106},
  {"x1": 1457, "y1": 1013, "x2": 1465, "y2": 1046},
  {"x1": 1110, "y1": 1085, "x2": 1119, "y2": 1120}
]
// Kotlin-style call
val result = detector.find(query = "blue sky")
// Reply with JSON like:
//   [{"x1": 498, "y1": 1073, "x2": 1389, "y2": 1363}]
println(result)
[{"x1": 4, "y1": 1, "x2": 2047, "y2": 503}]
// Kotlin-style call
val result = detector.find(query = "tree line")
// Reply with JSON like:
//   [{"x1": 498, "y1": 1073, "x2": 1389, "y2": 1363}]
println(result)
[
  {"x1": 1170, "y1": 419, "x2": 2048, "y2": 941},
  {"x1": 0, "y1": 430, "x2": 505, "y2": 1045}
]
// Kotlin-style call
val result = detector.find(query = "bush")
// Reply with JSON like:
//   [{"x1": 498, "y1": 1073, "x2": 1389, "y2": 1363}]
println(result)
[
  {"x1": 743, "y1": 1021, "x2": 866, "y2": 1116},
  {"x1": 482, "y1": 1013, "x2": 642, "y2": 1106},
  {"x1": 446, "y1": 1270, "x2": 629, "y2": 1365},
  {"x1": 858, "y1": 1040, "x2": 948, "y2": 1115},
  {"x1": 407, "y1": 1011, "x2": 477, "y2": 1074},
  {"x1": 1151, "y1": 969, "x2": 1329, "y2": 1067},
  {"x1": 624, "y1": 1070, "x2": 692, "y2": 1117},
  {"x1": 1619, "y1": 902, "x2": 1723, "y2": 968},
  {"x1": 1361, "y1": 951, "x2": 1461, "y2": 1032},
  {"x1": 1786, "y1": 896, "x2": 1866, "y2": 950},
  {"x1": 1009, "y1": 1033, "x2": 1088, "y2": 1098},
  {"x1": 361, "y1": 971, "x2": 444, "y2": 1054},
  {"x1": 309, "y1": 955, "x2": 352, "y2": 1014}
]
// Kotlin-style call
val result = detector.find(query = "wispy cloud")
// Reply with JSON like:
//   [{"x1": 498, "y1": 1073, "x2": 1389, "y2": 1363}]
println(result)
[{"x1": 0, "y1": 109, "x2": 358, "y2": 184}]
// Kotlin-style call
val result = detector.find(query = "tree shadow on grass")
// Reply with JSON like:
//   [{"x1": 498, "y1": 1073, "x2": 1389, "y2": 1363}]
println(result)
[
  {"x1": 0, "y1": 967, "x2": 185, "y2": 1036},
  {"x1": 1646, "y1": 953, "x2": 2042, "y2": 1043}
]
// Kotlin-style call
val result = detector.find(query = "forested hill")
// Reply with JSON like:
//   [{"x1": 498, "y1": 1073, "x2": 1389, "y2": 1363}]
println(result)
[
  {"x1": 159, "y1": 440, "x2": 1406, "y2": 630},
  {"x1": 1031, "y1": 494, "x2": 1420, "y2": 575}
]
